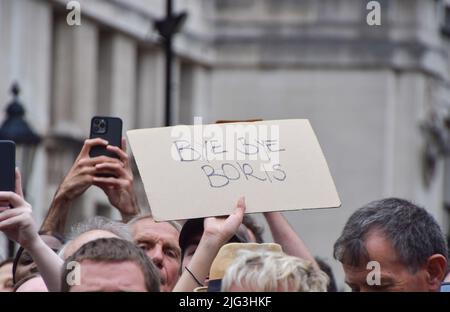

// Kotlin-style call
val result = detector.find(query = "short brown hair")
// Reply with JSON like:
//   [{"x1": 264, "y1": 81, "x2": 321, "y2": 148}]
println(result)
[{"x1": 61, "y1": 238, "x2": 160, "y2": 292}]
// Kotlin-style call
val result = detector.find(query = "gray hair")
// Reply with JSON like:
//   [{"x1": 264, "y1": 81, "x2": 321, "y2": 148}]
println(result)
[
  {"x1": 221, "y1": 250, "x2": 329, "y2": 292},
  {"x1": 59, "y1": 216, "x2": 133, "y2": 258},
  {"x1": 333, "y1": 198, "x2": 449, "y2": 272},
  {"x1": 128, "y1": 213, "x2": 182, "y2": 232}
]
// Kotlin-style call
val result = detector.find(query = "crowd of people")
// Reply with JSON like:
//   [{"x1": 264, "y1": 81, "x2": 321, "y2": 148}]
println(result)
[{"x1": 0, "y1": 137, "x2": 449, "y2": 292}]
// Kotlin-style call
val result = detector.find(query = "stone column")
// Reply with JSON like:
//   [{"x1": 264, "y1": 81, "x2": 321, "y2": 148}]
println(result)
[
  {"x1": 136, "y1": 49, "x2": 165, "y2": 128},
  {"x1": 52, "y1": 15, "x2": 98, "y2": 135},
  {"x1": 179, "y1": 63, "x2": 211, "y2": 124},
  {"x1": 97, "y1": 32, "x2": 137, "y2": 132}
]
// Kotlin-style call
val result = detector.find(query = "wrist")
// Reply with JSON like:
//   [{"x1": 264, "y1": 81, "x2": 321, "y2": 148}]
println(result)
[
  {"x1": 46, "y1": 193, "x2": 71, "y2": 217},
  {"x1": 54, "y1": 185, "x2": 73, "y2": 204},
  {"x1": 199, "y1": 232, "x2": 227, "y2": 252},
  {"x1": 41, "y1": 193, "x2": 72, "y2": 233},
  {"x1": 263, "y1": 211, "x2": 280, "y2": 218},
  {"x1": 120, "y1": 210, "x2": 137, "y2": 223},
  {"x1": 118, "y1": 196, "x2": 139, "y2": 222},
  {"x1": 24, "y1": 233, "x2": 45, "y2": 252}
]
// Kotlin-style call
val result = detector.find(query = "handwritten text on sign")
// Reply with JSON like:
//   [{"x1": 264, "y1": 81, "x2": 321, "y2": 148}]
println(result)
[
  {"x1": 172, "y1": 137, "x2": 287, "y2": 188},
  {"x1": 127, "y1": 119, "x2": 341, "y2": 221}
]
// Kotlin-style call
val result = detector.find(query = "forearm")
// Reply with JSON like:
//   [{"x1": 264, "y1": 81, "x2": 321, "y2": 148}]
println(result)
[
  {"x1": 173, "y1": 237, "x2": 222, "y2": 292},
  {"x1": 264, "y1": 211, "x2": 319, "y2": 270},
  {"x1": 40, "y1": 193, "x2": 71, "y2": 234},
  {"x1": 26, "y1": 237, "x2": 64, "y2": 292}
]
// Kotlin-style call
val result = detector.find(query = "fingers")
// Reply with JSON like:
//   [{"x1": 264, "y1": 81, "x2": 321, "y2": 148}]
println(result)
[
  {"x1": 224, "y1": 196, "x2": 246, "y2": 231},
  {"x1": 236, "y1": 196, "x2": 246, "y2": 210},
  {"x1": 121, "y1": 137, "x2": 127, "y2": 153},
  {"x1": 92, "y1": 176, "x2": 131, "y2": 189},
  {"x1": 78, "y1": 166, "x2": 97, "y2": 176},
  {"x1": 95, "y1": 162, "x2": 130, "y2": 178},
  {"x1": 0, "y1": 192, "x2": 27, "y2": 208},
  {"x1": 0, "y1": 207, "x2": 31, "y2": 223},
  {"x1": 234, "y1": 196, "x2": 246, "y2": 217},
  {"x1": 78, "y1": 155, "x2": 123, "y2": 168},
  {"x1": 201, "y1": 197, "x2": 247, "y2": 246},
  {"x1": 15, "y1": 168, "x2": 24, "y2": 198},
  {"x1": 0, "y1": 213, "x2": 30, "y2": 231},
  {"x1": 106, "y1": 145, "x2": 129, "y2": 164},
  {"x1": 78, "y1": 138, "x2": 109, "y2": 158}
]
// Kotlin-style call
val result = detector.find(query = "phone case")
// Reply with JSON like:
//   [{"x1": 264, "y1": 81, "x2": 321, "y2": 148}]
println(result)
[
  {"x1": 0, "y1": 140, "x2": 16, "y2": 192},
  {"x1": 89, "y1": 116, "x2": 123, "y2": 159}
]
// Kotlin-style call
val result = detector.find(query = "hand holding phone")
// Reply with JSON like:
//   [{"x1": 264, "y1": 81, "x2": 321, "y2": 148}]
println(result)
[
  {"x1": 88, "y1": 117, "x2": 139, "y2": 219},
  {"x1": 0, "y1": 167, "x2": 39, "y2": 250}
]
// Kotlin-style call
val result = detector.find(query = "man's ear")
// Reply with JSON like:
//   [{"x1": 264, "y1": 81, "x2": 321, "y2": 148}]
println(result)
[{"x1": 425, "y1": 254, "x2": 447, "y2": 291}]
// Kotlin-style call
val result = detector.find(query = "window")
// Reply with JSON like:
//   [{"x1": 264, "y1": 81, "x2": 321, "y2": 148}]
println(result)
[
  {"x1": 96, "y1": 203, "x2": 112, "y2": 219},
  {"x1": 441, "y1": 1, "x2": 450, "y2": 36}
]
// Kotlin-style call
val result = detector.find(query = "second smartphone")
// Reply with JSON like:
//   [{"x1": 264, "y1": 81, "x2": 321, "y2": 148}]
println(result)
[
  {"x1": 0, "y1": 140, "x2": 16, "y2": 192},
  {"x1": 89, "y1": 116, "x2": 123, "y2": 159}
]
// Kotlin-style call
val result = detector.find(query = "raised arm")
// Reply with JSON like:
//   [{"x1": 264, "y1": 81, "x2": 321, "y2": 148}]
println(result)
[
  {"x1": 41, "y1": 137, "x2": 137, "y2": 233},
  {"x1": 41, "y1": 138, "x2": 110, "y2": 233},
  {"x1": 0, "y1": 169, "x2": 63, "y2": 292},
  {"x1": 264, "y1": 211, "x2": 319, "y2": 270},
  {"x1": 173, "y1": 197, "x2": 246, "y2": 292}
]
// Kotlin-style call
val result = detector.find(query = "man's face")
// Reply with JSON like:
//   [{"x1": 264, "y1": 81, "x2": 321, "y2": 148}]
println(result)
[
  {"x1": 0, "y1": 262, "x2": 13, "y2": 292},
  {"x1": 343, "y1": 231, "x2": 435, "y2": 292},
  {"x1": 70, "y1": 260, "x2": 147, "y2": 292},
  {"x1": 131, "y1": 218, "x2": 181, "y2": 292}
]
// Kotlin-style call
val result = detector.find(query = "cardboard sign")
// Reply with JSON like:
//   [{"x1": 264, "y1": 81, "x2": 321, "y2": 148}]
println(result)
[{"x1": 127, "y1": 119, "x2": 340, "y2": 221}]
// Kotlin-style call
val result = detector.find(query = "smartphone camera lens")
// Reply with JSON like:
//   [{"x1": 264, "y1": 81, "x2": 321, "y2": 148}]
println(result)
[{"x1": 94, "y1": 119, "x2": 107, "y2": 134}]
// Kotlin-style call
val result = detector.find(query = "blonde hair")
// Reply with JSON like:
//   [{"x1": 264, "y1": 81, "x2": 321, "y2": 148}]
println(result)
[{"x1": 221, "y1": 250, "x2": 329, "y2": 292}]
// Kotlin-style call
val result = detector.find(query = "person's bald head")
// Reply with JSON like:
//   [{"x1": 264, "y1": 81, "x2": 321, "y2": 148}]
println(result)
[
  {"x1": 60, "y1": 216, "x2": 133, "y2": 259},
  {"x1": 62, "y1": 229, "x2": 119, "y2": 259}
]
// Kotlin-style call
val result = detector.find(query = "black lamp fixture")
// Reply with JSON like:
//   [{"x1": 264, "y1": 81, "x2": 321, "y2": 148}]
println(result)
[
  {"x1": 154, "y1": 0, "x2": 188, "y2": 126},
  {"x1": 0, "y1": 83, "x2": 42, "y2": 190},
  {"x1": 0, "y1": 82, "x2": 42, "y2": 258}
]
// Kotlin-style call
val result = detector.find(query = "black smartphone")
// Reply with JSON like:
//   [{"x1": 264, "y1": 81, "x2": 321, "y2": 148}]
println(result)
[
  {"x1": 0, "y1": 140, "x2": 16, "y2": 192},
  {"x1": 89, "y1": 116, "x2": 123, "y2": 159}
]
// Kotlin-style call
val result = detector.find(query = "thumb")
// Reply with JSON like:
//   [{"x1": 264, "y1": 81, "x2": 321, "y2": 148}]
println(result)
[
  {"x1": 231, "y1": 196, "x2": 246, "y2": 220},
  {"x1": 121, "y1": 137, "x2": 127, "y2": 153},
  {"x1": 236, "y1": 196, "x2": 246, "y2": 212},
  {"x1": 15, "y1": 168, "x2": 24, "y2": 198}
]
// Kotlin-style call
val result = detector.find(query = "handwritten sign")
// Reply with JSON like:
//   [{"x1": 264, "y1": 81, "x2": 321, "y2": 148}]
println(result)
[{"x1": 127, "y1": 119, "x2": 341, "y2": 221}]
